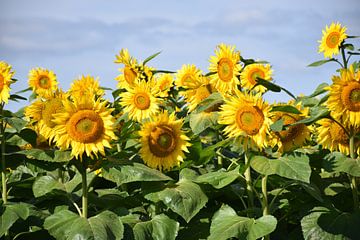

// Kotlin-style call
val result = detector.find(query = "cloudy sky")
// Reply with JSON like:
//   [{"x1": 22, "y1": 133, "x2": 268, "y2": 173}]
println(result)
[{"x1": 1, "y1": 0, "x2": 359, "y2": 110}]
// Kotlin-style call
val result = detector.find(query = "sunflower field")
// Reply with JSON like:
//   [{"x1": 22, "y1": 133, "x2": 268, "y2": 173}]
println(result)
[{"x1": 0, "y1": 22, "x2": 360, "y2": 240}]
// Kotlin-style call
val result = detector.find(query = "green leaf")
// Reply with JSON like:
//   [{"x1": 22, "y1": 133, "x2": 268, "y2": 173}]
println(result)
[
  {"x1": 143, "y1": 51, "x2": 161, "y2": 65},
  {"x1": 145, "y1": 179, "x2": 208, "y2": 222},
  {"x1": 301, "y1": 207, "x2": 360, "y2": 240},
  {"x1": 133, "y1": 214, "x2": 179, "y2": 240},
  {"x1": 308, "y1": 82, "x2": 329, "y2": 97},
  {"x1": 250, "y1": 154, "x2": 311, "y2": 183},
  {"x1": 308, "y1": 59, "x2": 335, "y2": 67},
  {"x1": 343, "y1": 43, "x2": 354, "y2": 51},
  {"x1": 189, "y1": 112, "x2": 219, "y2": 135},
  {"x1": 323, "y1": 152, "x2": 360, "y2": 177},
  {"x1": 291, "y1": 106, "x2": 330, "y2": 126},
  {"x1": 9, "y1": 94, "x2": 27, "y2": 102},
  {"x1": 44, "y1": 210, "x2": 124, "y2": 240},
  {"x1": 152, "y1": 70, "x2": 176, "y2": 74},
  {"x1": 195, "y1": 166, "x2": 240, "y2": 189},
  {"x1": 4, "y1": 117, "x2": 27, "y2": 132},
  {"x1": 270, "y1": 119, "x2": 284, "y2": 132},
  {"x1": 255, "y1": 78, "x2": 281, "y2": 92},
  {"x1": 271, "y1": 105, "x2": 302, "y2": 114},
  {"x1": 0, "y1": 203, "x2": 30, "y2": 237},
  {"x1": 208, "y1": 205, "x2": 277, "y2": 240},
  {"x1": 101, "y1": 163, "x2": 172, "y2": 184},
  {"x1": 194, "y1": 92, "x2": 223, "y2": 113},
  {"x1": 33, "y1": 176, "x2": 66, "y2": 198},
  {"x1": 16, "y1": 149, "x2": 73, "y2": 162}
]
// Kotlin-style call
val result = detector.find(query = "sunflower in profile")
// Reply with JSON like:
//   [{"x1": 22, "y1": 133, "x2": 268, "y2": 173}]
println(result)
[
  {"x1": 0, "y1": 61, "x2": 15, "y2": 104},
  {"x1": 326, "y1": 65, "x2": 360, "y2": 127},
  {"x1": 240, "y1": 64, "x2": 273, "y2": 93},
  {"x1": 68, "y1": 75, "x2": 104, "y2": 100},
  {"x1": 271, "y1": 102, "x2": 311, "y2": 152},
  {"x1": 119, "y1": 80, "x2": 160, "y2": 122},
  {"x1": 25, "y1": 90, "x2": 66, "y2": 141},
  {"x1": 218, "y1": 91, "x2": 274, "y2": 150},
  {"x1": 175, "y1": 64, "x2": 203, "y2": 89},
  {"x1": 52, "y1": 97, "x2": 117, "y2": 159},
  {"x1": 139, "y1": 111, "x2": 191, "y2": 171},
  {"x1": 183, "y1": 77, "x2": 217, "y2": 112},
  {"x1": 318, "y1": 22, "x2": 347, "y2": 59},
  {"x1": 317, "y1": 118, "x2": 359, "y2": 155},
  {"x1": 115, "y1": 48, "x2": 153, "y2": 89},
  {"x1": 28, "y1": 68, "x2": 58, "y2": 97},
  {"x1": 155, "y1": 73, "x2": 174, "y2": 98},
  {"x1": 209, "y1": 43, "x2": 241, "y2": 94}
]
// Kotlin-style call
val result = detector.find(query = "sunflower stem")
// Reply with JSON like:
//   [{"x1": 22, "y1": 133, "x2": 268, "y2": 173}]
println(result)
[
  {"x1": 262, "y1": 175, "x2": 269, "y2": 216},
  {"x1": 244, "y1": 154, "x2": 254, "y2": 209},
  {"x1": 341, "y1": 43, "x2": 348, "y2": 69},
  {"x1": 349, "y1": 135, "x2": 359, "y2": 210},
  {"x1": 1, "y1": 103, "x2": 7, "y2": 205},
  {"x1": 81, "y1": 160, "x2": 88, "y2": 218}
]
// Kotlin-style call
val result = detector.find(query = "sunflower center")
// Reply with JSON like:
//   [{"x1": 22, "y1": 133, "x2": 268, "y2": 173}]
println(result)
[
  {"x1": 124, "y1": 66, "x2": 137, "y2": 85},
  {"x1": 276, "y1": 114, "x2": 303, "y2": 141},
  {"x1": 67, "y1": 110, "x2": 104, "y2": 143},
  {"x1": 326, "y1": 32, "x2": 341, "y2": 48},
  {"x1": 341, "y1": 81, "x2": 360, "y2": 112},
  {"x1": 217, "y1": 58, "x2": 234, "y2": 82},
  {"x1": 38, "y1": 76, "x2": 51, "y2": 89},
  {"x1": 329, "y1": 122, "x2": 348, "y2": 144},
  {"x1": 42, "y1": 98, "x2": 64, "y2": 128},
  {"x1": 0, "y1": 74, "x2": 4, "y2": 91},
  {"x1": 249, "y1": 69, "x2": 265, "y2": 85},
  {"x1": 148, "y1": 125, "x2": 176, "y2": 157},
  {"x1": 134, "y1": 92, "x2": 150, "y2": 110},
  {"x1": 236, "y1": 106, "x2": 264, "y2": 135}
]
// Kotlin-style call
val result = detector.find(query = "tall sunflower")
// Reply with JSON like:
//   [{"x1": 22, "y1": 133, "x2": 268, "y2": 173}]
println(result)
[
  {"x1": 139, "y1": 111, "x2": 191, "y2": 171},
  {"x1": 317, "y1": 118, "x2": 359, "y2": 156},
  {"x1": 25, "y1": 90, "x2": 66, "y2": 141},
  {"x1": 52, "y1": 98, "x2": 117, "y2": 159},
  {"x1": 209, "y1": 43, "x2": 241, "y2": 94},
  {"x1": 218, "y1": 91, "x2": 274, "y2": 150},
  {"x1": 119, "y1": 80, "x2": 160, "y2": 122},
  {"x1": 240, "y1": 64, "x2": 273, "y2": 93},
  {"x1": 28, "y1": 68, "x2": 58, "y2": 97},
  {"x1": 68, "y1": 75, "x2": 104, "y2": 100},
  {"x1": 271, "y1": 102, "x2": 311, "y2": 152},
  {"x1": 154, "y1": 73, "x2": 174, "y2": 98},
  {"x1": 326, "y1": 65, "x2": 360, "y2": 127},
  {"x1": 318, "y1": 22, "x2": 347, "y2": 59},
  {"x1": 175, "y1": 64, "x2": 203, "y2": 89},
  {"x1": 0, "y1": 61, "x2": 15, "y2": 104}
]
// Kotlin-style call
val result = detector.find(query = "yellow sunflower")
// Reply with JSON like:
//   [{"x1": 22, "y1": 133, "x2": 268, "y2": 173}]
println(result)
[
  {"x1": 138, "y1": 111, "x2": 191, "y2": 171},
  {"x1": 0, "y1": 61, "x2": 15, "y2": 104},
  {"x1": 52, "y1": 98, "x2": 117, "y2": 159},
  {"x1": 119, "y1": 80, "x2": 160, "y2": 122},
  {"x1": 271, "y1": 102, "x2": 311, "y2": 152},
  {"x1": 318, "y1": 22, "x2": 347, "y2": 59},
  {"x1": 28, "y1": 68, "x2": 58, "y2": 97},
  {"x1": 317, "y1": 118, "x2": 359, "y2": 156},
  {"x1": 154, "y1": 73, "x2": 174, "y2": 98},
  {"x1": 114, "y1": 48, "x2": 136, "y2": 65},
  {"x1": 68, "y1": 75, "x2": 104, "y2": 100},
  {"x1": 183, "y1": 77, "x2": 217, "y2": 112},
  {"x1": 175, "y1": 64, "x2": 203, "y2": 89},
  {"x1": 218, "y1": 91, "x2": 274, "y2": 150},
  {"x1": 240, "y1": 64, "x2": 273, "y2": 93},
  {"x1": 326, "y1": 65, "x2": 360, "y2": 127},
  {"x1": 25, "y1": 90, "x2": 66, "y2": 141},
  {"x1": 209, "y1": 43, "x2": 241, "y2": 94}
]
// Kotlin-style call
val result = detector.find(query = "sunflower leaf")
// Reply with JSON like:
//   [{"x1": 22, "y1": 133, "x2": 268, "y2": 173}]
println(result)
[
  {"x1": 307, "y1": 59, "x2": 335, "y2": 67},
  {"x1": 255, "y1": 78, "x2": 281, "y2": 92},
  {"x1": 143, "y1": 51, "x2": 161, "y2": 65},
  {"x1": 270, "y1": 119, "x2": 284, "y2": 132},
  {"x1": 270, "y1": 105, "x2": 302, "y2": 114}
]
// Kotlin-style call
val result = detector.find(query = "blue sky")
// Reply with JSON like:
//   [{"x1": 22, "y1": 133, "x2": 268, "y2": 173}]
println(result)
[{"x1": 1, "y1": 0, "x2": 359, "y2": 110}]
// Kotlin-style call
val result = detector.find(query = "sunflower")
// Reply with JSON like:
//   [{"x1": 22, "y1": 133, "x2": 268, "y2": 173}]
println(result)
[
  {"x1": 183, "y1": 77, "x2": 217, "y2": 112},
  {"x1": 138, "y1": 111, "x2": 191, "y2": 171},
  {"x1": 318, "y1": 22, "x2": 347, "y2": 59},
  {"x1": 209, "y1": 43, "x2": 241, "y2": 94},
  {"x1": 25, "y1": 90, "x2": 66, "y2": 141},
  {"x1": 119, "y1": 80, "x2": 160, "y2": 122},
  {"x1": 0, "y1": 61, "x2": 15, "y2": 104},
  {"x1": 155, "y1": 73, "x2": 174, "y2": 98},
  {"x1": 68, "y1": 75, "x2": 104, "y2": 100},
  {"x1": 317, "y1": 118, "x2": 359, "y2": 156},
  {"x1": 28, "y1": 68, "x2": 58, "y2": 97},
  {"x1": 115, "y1": 49, "x2": 154, "y2": 89},
  {"x1": 51, "y1": 98, "x2": 117, "y2": 159},
  {"x1": 271, "y1": 102, "x2": 311, "y2": 152},
  {"x1": 175, "y1": 64, "x2": 203, "y2": 89},
  {"x1": 218, "y1": 91, "x2": 274, "y2": 150},
  {"x1": 240, "y1": 64, "x2": 273, "y2": 93},
  {"x1": 326, "y1": 65, "x2": 360, "y2": 127}
]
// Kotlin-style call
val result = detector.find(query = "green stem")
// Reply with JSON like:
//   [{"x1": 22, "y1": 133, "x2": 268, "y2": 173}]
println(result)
[
  {"x1": 349, "y1": 135, "x2": 359, "y2": 210},
  {"x1": 81, "y1": 160, "x2": 88, "y2": 218},
  {"x1": 262, "y1": 175, "x2": 269, "y2": 216},
  {"x1": 341, "y1": 44, "x2": 348, "y2": 69},
  {"x1": 1, "y1": 104, "x2": 7, "y2": 205},
  {"x1": 244, "y1": 154, "x2": 254, "y2": 208}
]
